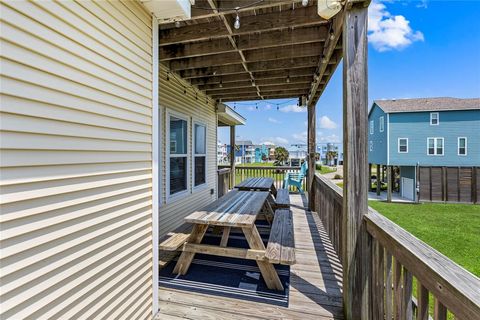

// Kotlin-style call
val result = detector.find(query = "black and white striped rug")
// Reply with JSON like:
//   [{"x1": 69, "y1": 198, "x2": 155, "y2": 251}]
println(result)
[{"x1": 159, "y1": 225, "x2": 290, "y2": 307}]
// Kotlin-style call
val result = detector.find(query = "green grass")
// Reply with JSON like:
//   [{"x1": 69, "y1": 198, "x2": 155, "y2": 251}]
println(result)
[
  {"x1": 368, "y1": 201, "x2": 480, "y2": 276},
  {"x1": 336, "y1": 182, "x2": 344, "y2": 188},
  {"x1": 316, "y1": 166, "x2": 337, "y2": 175}
]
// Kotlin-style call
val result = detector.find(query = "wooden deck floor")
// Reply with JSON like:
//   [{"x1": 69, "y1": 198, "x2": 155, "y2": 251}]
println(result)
[{"x1": 158, "y1": 194, "x2": 344, "y2": 319}]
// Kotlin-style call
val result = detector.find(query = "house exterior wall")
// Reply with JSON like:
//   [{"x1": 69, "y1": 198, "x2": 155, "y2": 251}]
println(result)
[
  {"x1": 389, "y1": 110, "x2": 480, "y2": 166},
  {"x1": 368, "y1": 103, "x2": 388, "y2": 165},
  {"x1": 158, "y1": 64, "x2": 217, "y2": 237},
  {"x1": 0, "y1": 1, "x2": 154, "y2": 319}
]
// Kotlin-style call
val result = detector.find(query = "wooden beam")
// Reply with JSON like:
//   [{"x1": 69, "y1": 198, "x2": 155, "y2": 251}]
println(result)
[
  {"x1": 307, "y1": 11, "x2": 344, "y2": 107},
  {"x1": 342, "y1": 5, "x2": 370, "y2": 320},
  {"x1": 159, "y1": 5, "x2": 326, "y2": 46},
  {"x1": 212, "y1": 88, "x2": 309, "y2": 99},
  {"x1": 170, "y1": 52, "x2": 242, "y2": 71},
  {"x1": 185, "y1": 0, "x2": 306, "y2": 21},
  {"x1": 179, "y1": 64, "x2": 246, "y2": 78},
  {"x1": 159, "y1": 26, "x2": 327, "y2": 61},
  {"x1": 190, "y1": 68, "x2": 318, "y2": 85},
  {"x1": 200, "y1": 76, "x2": 312, "y2": 91}
]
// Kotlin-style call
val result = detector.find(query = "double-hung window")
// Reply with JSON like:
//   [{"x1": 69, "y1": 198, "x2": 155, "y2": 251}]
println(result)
[
  {"x1": 370, "y1": 120, "x2": 374, "y2": 134},
  {"x1": 427, "y1": 137, "x2": 444, "y2": 156},
  {"x1": 398, "y1": 138, "x2": 408, "y2": 153},
  {"x1": 168, "y1": 113, "x2": 188, "y2": 196},
  {"x1": 379, "y1": 116, "x2": 384, "y2": 132},
  {"x1": 458, "y1": 137, "x2": 467, "y2": 156},
  {"x1": 430, "y1": 112, "x2": 439, "y2": 125},
  {"x1": 193, "y1": 122, "x2": 207, "y2": 187}
]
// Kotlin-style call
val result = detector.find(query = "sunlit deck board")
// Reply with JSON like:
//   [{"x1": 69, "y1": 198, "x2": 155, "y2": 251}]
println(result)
[{"x1": 158, "y1": 194, "x2": 344, "y2": 319}]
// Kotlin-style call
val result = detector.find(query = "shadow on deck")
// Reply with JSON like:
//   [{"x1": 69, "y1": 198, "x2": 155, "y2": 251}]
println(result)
[{"x1": 158, "y1": 193, "x2": 344, "y2": 319}]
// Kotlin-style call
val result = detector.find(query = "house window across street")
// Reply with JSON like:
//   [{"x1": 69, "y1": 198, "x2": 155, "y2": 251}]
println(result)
[
  {"x1": 458, "y1": 137, "x2": 467, "y2": 156},
  {"x1": 398, "y1": 138, "x2": 408, "y2": 153},
  {"x1": 427, "y1": 137, "x2": 444, "y2": 155}
]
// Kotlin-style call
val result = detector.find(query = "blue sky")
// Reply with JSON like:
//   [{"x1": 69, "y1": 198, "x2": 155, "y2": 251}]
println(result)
[{"x1": 218, "y1": 0, "x2": 480, "y2": 146}]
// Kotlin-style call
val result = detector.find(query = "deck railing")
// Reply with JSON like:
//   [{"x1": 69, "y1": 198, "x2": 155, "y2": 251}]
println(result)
[
  {"x1": 217, "y1": 168, "x2": 231, "y2": 198},
  {"x1": 218, "y1": 165, "x2": 306, "y2": 192},
  {"x1": 312, "y1": 174, "x2": 480, "y2": 320}
]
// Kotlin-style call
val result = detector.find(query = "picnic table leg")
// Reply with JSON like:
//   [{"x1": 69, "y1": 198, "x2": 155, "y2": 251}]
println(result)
[
  {"x1": 263, "y1": 200, "x2": 274, "y2": 225},
  {"x1": 242, "y1": 226, "x2": 284, "y2": 291},
  {"x1": 220, "y1": 227, "x2": 231, "y2": 247},
  {"x1": 270, "y1": 183, "x2": 278, "y2": 197},
  {"x1": 173, "y1": 224, "x2": 208, "y2": 275}
]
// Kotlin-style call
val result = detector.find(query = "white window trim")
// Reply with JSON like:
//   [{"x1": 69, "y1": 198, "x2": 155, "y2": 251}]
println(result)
[
  {"x1": 458, "y1": 137, "x2": 467, "y2": 156},
  {"x1": 370, "y1": 120, "x2": 374, "y2": 134},
  {"x1": 166, "y1": 109, "x2": 190, "y2": 202},
  {"x1": 398, "y1": 138, "x2": 408, "y2": 153},
  {"x1": 379, "y1": 116, "x2": 384, "y2": 132},
  {"x1": 192, "y1": 120, "x2": 208, "y2": 191},
  {"x1": 427, "y1": 137, "x2": 444, "y2": 156},
  {"x1": 430, "y1": 112, "x2": 439, "y2": 125}
]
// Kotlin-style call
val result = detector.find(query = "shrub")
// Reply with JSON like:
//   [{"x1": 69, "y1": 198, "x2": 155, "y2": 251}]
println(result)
[
  {"x1": 315, "y1": 163, "x2": 322, "y2": 171},
  {"x1": 334, "y1": 174, "x2": 342, "y2": 180}
]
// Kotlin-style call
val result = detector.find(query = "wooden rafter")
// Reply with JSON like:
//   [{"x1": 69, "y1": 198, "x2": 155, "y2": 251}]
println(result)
[{"x1": 200, "y1": 76, "x2": 312, "y2": 91}]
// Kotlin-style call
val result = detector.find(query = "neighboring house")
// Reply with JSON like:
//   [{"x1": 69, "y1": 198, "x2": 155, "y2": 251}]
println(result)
[
  {"x1": 317, "y1": 143, "x2": 341, "y2": 165},
  {"x1": 227, "y1": 140, "x2": 255, "y2": 164},
  {"x1": 217, "y1": 141, "x2": 228, "y2": 164},
  {"x1": 0, "y1": 1, "x2": 245, "y2": 318},
  {"x1": 254, "y1": 144, "x2": 269, "y2": 163},
  {"x1": 288, "y1": 144, "x2": 308, "y2": 166},
  {"x1": 368, "y1": 97, "x2": 480, "y2": 202}
]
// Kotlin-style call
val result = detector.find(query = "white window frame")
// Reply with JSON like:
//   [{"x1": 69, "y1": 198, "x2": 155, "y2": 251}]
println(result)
[
  {"x1": 458, "y1": 137, "x2": 467, "y2": 156},
  {"x1": 166, "y1": 109, "x2": 190, "y2": 202},
  {"x1": 398, "y1": 138, "x2": 408, "y2": 153},
  {"x1": 379, "y1": 116, "x2": 384, "y2": 132},
  {"x1": 369, "y1": 141, "x2": 373, "y2": 151},
  {"x1": 430, "y1": 112, "x2": 439, "y2": 125},
  {"x1": 192, "y1": 120, "x2": 208, "y2": 190},
  {"x1": 427, "y1": 137, "x2": 444, "y2": 156},
  {"x1": 370, "y1": 120, "x2": 374, "y2": 134}
]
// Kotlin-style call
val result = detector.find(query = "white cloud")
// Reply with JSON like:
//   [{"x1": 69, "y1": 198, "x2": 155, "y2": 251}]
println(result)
[
  {"x1": 318, "y1": 116, "x2": 337, "y2": 129},
  {"x1": 293, "y1": 130, "x2": 341, "y2": 144},
  {"x1": 279, "y1": 104, "x2": 306, "y2": 113},
  {"x1": 268, "y1": 117, "x2": 281, "y2": 124},
  {"x1": 261, "y1": 136, "x2": 289, "y2": 145},
  {"x1": 292, "y1": 131, "x2": 307, "y2": 141},
  {"x1": 318, "y1": 133, "x2": 341, "y2": 143},
  {"x1": 416, "y1": 0, "x2": 428, "y2": 9},
  {"x1": 368, "y1": 1, "x2": 424, "y2": 52}
]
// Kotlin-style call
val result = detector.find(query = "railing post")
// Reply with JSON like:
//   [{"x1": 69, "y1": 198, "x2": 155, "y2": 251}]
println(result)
[
  {"x1": 230, "y1": 125, "x2": 235, "y2": 187},
  {"x1": 342, "y1": 2, "x2": 370, "y2": 319},
  {"x1": 307, "y1": 102, "x2": 316, "y2": 211}
]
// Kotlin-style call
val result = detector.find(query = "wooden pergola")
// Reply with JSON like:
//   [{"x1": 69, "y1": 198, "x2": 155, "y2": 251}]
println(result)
[{"x1": 159, "y1": 0, "x2": 371, "y2": 318}]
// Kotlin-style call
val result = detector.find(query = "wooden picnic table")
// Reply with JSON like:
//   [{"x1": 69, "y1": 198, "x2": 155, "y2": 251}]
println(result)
[
  {"x1": 173, "y1": 189, "x2": 284, "y2": 291},
  {"x1": 234, "y1": 177, "x2": 278, "y2": 197}
]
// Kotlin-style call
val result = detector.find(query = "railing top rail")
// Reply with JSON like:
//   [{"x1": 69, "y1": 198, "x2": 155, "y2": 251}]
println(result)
[
  {"x1": 365, "y1": 208, "x2": 480, "y2": 320},
  {"x1": 314, "y1": 174, "x2": 343, "y2": 200},
  {"x1": 217, "y1": 168, "x2": 231, "y2": 174},
  {"x1": 218, "y1": 165, "x2": 301, "y2": 170}
]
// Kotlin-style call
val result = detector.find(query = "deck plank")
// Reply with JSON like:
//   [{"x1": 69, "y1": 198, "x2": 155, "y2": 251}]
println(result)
[{"x1": 159, "y1": 193, "x2": 344, "y2": 319}]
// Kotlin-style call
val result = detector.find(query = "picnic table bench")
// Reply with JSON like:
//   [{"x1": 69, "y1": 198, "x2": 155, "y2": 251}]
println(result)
[{"x1": 168, "y1": 188, "x2": 295, "y2": 291}]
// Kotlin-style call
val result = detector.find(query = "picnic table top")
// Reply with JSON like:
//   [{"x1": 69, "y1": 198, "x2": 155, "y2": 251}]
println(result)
[
  {"x1": 234, "y1": 177, "x2": 274, "y2": 190},
  {"x1": 184, "y1": 189, "x2": 269, "y2": 227}
]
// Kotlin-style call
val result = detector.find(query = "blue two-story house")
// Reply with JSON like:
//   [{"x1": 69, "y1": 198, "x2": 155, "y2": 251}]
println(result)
[{"x1": 368, "y1": 97, "x2": 479, "y2": 202}]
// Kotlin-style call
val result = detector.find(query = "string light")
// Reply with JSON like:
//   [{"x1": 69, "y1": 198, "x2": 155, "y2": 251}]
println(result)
[
  {"x1": 286, "y1": 75, "x2": 290, "y2": 83},
  {"x1": 321, "y1": 54, "x2": 327, "y2": 63},
  {"x1": 234, "y1": 102, "x2": 236, "y2": 110},
  {"x1": 195, "y1": 92, "x2": 198, "y2": 100},
  {"x1": 251, "y1": 80, "x2": 256, "y2": 87},
  {"x1": 219, "y1": 80, "x2": 223, "y2": 88},
  {"x1": 234, "y1": 11, "x2": 240, "y2": 29},
  {"x1": 255, "y1": 102, "x2": 258, "y2": 110},
  {"x1": 183, "y1": 87, "x2": 187, "y2": 94},
  {"x1": 276, "y1": 104, "x2": 279, "y2": 110},
  {"x1": 329, "y1": 28, "x2": 335, "y2": 40},
  {"x1": 166, "y1": 72, "x2": 170, "y2": 81},
  {"x1": 302, "y1": 0, "x2": 308, "y2": 7},
  {"x1": 175, "y1": 20, "x2": 181, "y2": 28}
]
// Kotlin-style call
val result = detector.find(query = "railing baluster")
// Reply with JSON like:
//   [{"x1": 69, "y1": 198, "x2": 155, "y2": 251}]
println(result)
[
  {"x1": 403, "y1": 266, "x2": 413, "y2": 320},
  {"x1": 386, "y1": 252, "x2": 393, "y2": 320},
  {"x1": 394, "y1": 259, "x2": 403, "y2": 320},
  {"x1": 434, "y1": 299, "x2": 447, "y2": 320},
  {"x1": 372, "y1": 239, "x2": 385, "y2": 320},
  {"x1": 417, "y1": 283, "x2": 429, "y2": 320}
]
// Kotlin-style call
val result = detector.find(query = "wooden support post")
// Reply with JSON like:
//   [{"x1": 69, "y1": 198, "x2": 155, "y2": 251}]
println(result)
[
  {"x1": 230, "y1": 125, "x2": 235, "y2": 188},
  {"x1": 368, "y1": 163, "x2": 372, "y2": 191},
  {"x1": 307, "y1": 101, "x2": 316, "y2": 211},
  {"x1": 342, "y1": 4, "x2": 370, "y2": 319},
  {"x1": 376, "y1": 164, "x2": 381, "y2": 196},
  {"x1": 387, "y1": 165, "x2": 392, "y2": 202}
]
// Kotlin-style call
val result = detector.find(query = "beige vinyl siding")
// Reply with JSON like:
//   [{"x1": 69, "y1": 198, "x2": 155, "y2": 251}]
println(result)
[
  {"x1": 159, "y1": 64, "x2": 218, "y2": 237},
  {"x1": 0, "y1": 1, "x2": 154, "y2": 319}
]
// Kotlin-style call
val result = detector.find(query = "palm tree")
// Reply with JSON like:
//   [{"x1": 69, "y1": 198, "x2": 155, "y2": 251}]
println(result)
[
  {"x1": 274, "y1": 147, "x2": 289, "y2": 165},
  {"x1": 326, "y1": 151, "x2": 338, "y2": 166}
]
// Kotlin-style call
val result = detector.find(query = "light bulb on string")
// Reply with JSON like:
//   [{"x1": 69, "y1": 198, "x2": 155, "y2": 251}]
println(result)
[
  {"x1": 255, "y1": 103, "x2": 258, "y2": 110},
  {"x1": 219, "y1": 80, "x2": 223, "y2": 88},
  {"x1": 234, "y1": 12, "x2": 240, "y2": 30},
  {"x1": 286, "y1": 75, "x2": 290, "y2": 83},
  {"x1": 302, "y1": 0, "x2": 308, "y2": 7},
  {"x1": 166, "y1": 72, "x2": 170, "y2": 81},
  {"x1": 329, "y1": 29, "x2": 335, "y2": 40},
  {"x1": 234, "y1": 102, "x2": 236, "y2": 110}
]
